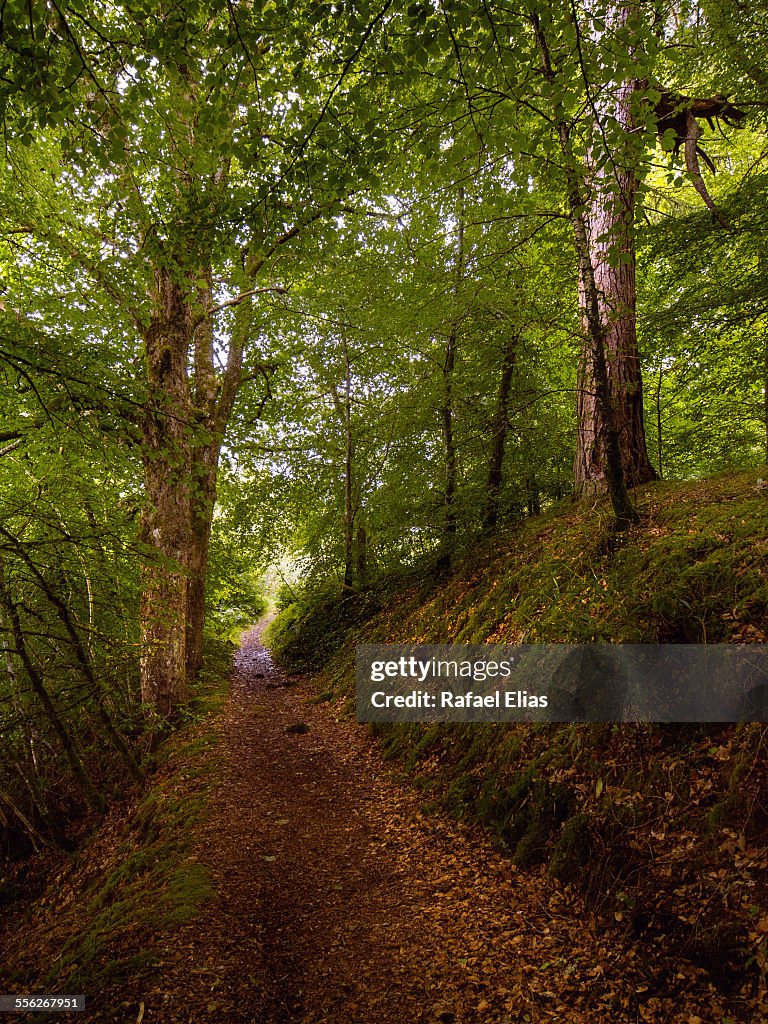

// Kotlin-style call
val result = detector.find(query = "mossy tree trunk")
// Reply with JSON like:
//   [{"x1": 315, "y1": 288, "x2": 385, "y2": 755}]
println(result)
[
  {"x1": 531, "y1": 7, "x2": 638, "y2": 529},
  {"x1": 573, "y1": 63, "x2": 656, "y2": 498},
  {"x1": 139, "y1": 269, "x2": 195, "y2": 716},
  {"x1": 140, "y1": 266, "x2": 254, "y2": 714}
]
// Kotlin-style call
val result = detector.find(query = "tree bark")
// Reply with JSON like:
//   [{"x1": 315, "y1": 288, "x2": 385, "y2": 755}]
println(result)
[
  {"x1": 342, "y1": 342, "x2": 354, "y2": 589},
  {"x1": 655, "y1": 363, "x2": 664, "y2": 479},
  {"x1": 526, "y1": 474, "x2": 540, "y2": 517},
  {"x1": 139, "y1": 269, "x2": 194, "y2": 717},
  {"x1": 573, "y1": 31, "x2": 656, "y2": 497},
  {"x1": 482, "y1": 332, "x2": 517, "y2": 533},
  {"x1": 186, "y1": 274, "x2": 222, "y2": 681},
  {"x1": 437, "y1": 188, "x2": 465, "y2": 571},
  {"x1": 186, "y1": 447, "x2": 217, "y2": 680},
  {"x1": 330, "y1": 335, "x2": 356, "y2": 589},
  {"x1": 531, "y1": 9, "x2": 638, "y2": 528},
  {"x1": 139, "y1": 265, "x2": 248, "y2": 705},
  {"x1": 355, "y1": 524, "x2": 367, "y2": 582},
  {"x1": 437, "y1": 324, "x2": 458, "y2": 570}
]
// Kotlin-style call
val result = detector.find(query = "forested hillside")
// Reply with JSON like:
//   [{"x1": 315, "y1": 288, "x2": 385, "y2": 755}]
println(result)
[
  {"x1": 266, "y1": 470, "x2": 768, "y2": 1011},
  {"x1": 1, "y1": 1, "x2": 768, "y2": 1021}
]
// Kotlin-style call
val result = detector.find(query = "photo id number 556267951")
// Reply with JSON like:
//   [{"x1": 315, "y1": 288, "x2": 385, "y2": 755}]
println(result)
[{"x1": 0, "y1": 996, "x2": 85, "y2": 1012}]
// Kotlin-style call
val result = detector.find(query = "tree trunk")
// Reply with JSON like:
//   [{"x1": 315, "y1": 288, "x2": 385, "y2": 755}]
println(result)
[
  {"x1": 573, "y1": 141, "x2": 657, "y2": 495},
  {"x1": 572, "y1": 11, "x2": 656, "y2": 498},
  {"x1": 139, "y1": 269, "x2": 260, "y2": 713},
  {"x1": 569, "y1": 171, "x2": 638, "y2": 527},
  {"x1": 437, "y1": 324, "x2": 458, "y2": 571},
  {"x1": 532, "y1": 10, "x2": 637, "y2": 528},
  {"x1": 656, "y1": 364, "x2": 664, "y2": 479},
  {"x1": 343, "y1": 351, "x2": 354, "y2": 589},
  {"x1": 139, "y1": 270, "x2": 194, "y2": 717},
  {"x1": 186, "y1": 443, "x2": 218, "y2": 680},
  {"x1": 355, "y1": 524, "x2": 367, "y2": 583},
  {"x1": 526, "y1": 474, "x2": 540, "y2": 516},
  {"x1": 185, "y1": 274, "x2": 237, "y2": 681},
  {"x1": 482, "y1": 333, "x2": 517, "y2": 533},
  {"x1": 437, "y1": 189, "x2": 465, "y2": 571},
  {"x1": 331, "y1": 336, "x2": 356, "y2": 589}
]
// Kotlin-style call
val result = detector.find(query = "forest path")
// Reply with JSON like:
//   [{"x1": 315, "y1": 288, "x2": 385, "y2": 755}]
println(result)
[{"x1": 138, "y1": 626, "x2": 651, "y2": 1024}]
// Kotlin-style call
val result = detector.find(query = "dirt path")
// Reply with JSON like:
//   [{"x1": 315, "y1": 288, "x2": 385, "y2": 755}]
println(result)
[{"x1": 131, "y1": 627, "x2": 713, "y2": 1024}]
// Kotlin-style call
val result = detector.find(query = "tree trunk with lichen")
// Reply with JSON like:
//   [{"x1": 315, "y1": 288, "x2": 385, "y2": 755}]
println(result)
[
  {"x1": 139, "y1": 266, "x2": 252, "y2": 714},
  {"x1": 139, "y1": 270, "x2": 195, "y2": 717},
  {"x1": 531, "y1": 7, "x2": 638, "y2": 528},
  {"x1": 574, "y1": 61, "x2": 656, "y2": 497}
]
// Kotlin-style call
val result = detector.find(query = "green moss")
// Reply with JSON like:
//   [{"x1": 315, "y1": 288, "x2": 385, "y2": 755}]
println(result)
[
  {"x1": 549, "y1": 813, "x2": 593, "y2": 883},
  {"x1": 513, "y1": 822, "x2": 552, "y2": 869},
  {"x1": 444, "y1": 773, "x2": 478, "y2": 818}
]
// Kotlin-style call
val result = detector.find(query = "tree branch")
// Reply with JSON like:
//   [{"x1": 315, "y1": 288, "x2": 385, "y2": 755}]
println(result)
[{"x1": 207, "y1": 284, "x2": 288, "y2": 317}]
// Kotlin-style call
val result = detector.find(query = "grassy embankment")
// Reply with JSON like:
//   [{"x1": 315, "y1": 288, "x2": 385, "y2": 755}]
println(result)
[
  {"x1": 0, "y1": 641, "x2": 233, "y2": 1016},
  {"x1": 266, "y1": 471, "x2": 768, "y2": 991}
]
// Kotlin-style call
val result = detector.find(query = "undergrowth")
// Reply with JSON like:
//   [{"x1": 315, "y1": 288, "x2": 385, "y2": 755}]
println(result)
[{"x1": 1, "y1": 639, "x2": 233, "y2": 1018}]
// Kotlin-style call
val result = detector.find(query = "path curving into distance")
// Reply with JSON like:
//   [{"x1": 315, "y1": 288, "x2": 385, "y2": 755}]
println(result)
[{"x1": 125, "y1": 625, "x2": 717, "y2": 1024}]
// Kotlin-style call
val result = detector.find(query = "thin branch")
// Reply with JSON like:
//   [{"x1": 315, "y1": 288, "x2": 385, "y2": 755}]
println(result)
[
  {"x1": 0, "y1": 439, "x2": 22, "y2": 457},
  {"x1": 207, "y1": 284, "x2": 288, "y2": 317}
]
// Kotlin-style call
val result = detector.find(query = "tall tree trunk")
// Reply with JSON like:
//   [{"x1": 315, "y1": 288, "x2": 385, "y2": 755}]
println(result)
[
  {"x1": 342, "y1": 345, "x2": 354, "y2": 590},
  {"x1": 186, "y1": 444, "x2": 218, "y2": 680},
  {"x1": 331, "y1": 335, "x2": 356, "y2": 589},
  {"x1": 139, "y1": 269, "x2": 194, "y2": 717},
  {"x1": 656, "y1": 363, "x2": 664, "y2": 479},
  {"x1": 185, "y1": 272, "x2": 221, "y2": 681},
  {"x1": 437, "y1": 188, "x2": 465, "y2": 571},
  {"x1": 139, "y1": 263, "x2": 265, "y2": 713},
  {"x1": 573, "y1": 122, "x2": 657, "y2": 495},
  {"x1": 355, "y1": 524, "x2": 368, "y2": 583},
  {"x1": 482, "y1": 333, "x2": 517, "y2": 533},
  {"x1": 569, "y1": 169, "x2": 637, "y2": 527},
  {"x1": 526, "y1": 474, "x2": 540, "y2": 516},
  {"x1": 572, "y1": 7, "x2": 656, "y2": 498},
  {"x1": 531, "y1": 10, "x2": 637, "y2": 528},
  {"x1": 438, "y1": 325, "x2": 458, "y2": 571}
]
